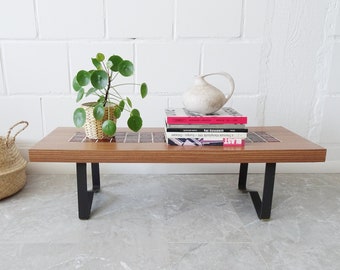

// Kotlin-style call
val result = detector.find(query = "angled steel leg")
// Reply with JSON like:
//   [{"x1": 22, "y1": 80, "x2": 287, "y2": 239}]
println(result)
[
  {"x1": 76, "y1": 163, "x2": 101, "y2": 220},
  {"x1": 238, "y1": 163, "x2": 277, "y2": 220},
  {"x1": 91, "y1": 163, "x2": 100, "y2": 192},
  {"x1": 238, "y1": 163, "x2": 249, "y2": 191}
]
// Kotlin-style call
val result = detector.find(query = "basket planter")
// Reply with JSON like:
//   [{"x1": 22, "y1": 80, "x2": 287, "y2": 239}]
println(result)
[
  {"x1": 0, "y1": 121, "x2": 28, "y2": 200},
  {"x1": 82, "y1": 102, "x2": 117, "y2": 139}
]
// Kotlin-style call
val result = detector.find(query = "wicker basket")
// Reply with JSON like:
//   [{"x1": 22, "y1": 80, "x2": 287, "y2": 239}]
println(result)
[
  {"x1": 0, "y1": 121, "x2": 29, "y2": 200},
  {"x1": 82, "y1": 102, "x2": 117, "y2": 139}
]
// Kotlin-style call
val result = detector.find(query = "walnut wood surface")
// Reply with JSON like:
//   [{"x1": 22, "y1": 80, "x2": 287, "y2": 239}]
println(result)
[{"x1": 28, "y1": 126, "x2": 326, "y2": 164}]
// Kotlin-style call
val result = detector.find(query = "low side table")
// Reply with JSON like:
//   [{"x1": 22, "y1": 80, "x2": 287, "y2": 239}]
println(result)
[{"x1": 29, "y1": 126, "x2": 326, "y2": 220}]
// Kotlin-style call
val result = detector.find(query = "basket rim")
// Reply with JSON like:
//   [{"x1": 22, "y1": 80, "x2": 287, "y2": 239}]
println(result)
[{"x1": 0, "y1": 161, "x2": 27, "y2": 176}]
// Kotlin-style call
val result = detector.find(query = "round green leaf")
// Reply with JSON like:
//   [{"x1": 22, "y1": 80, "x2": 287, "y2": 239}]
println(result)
[
  {"x1": 96, "y1": 53, "x2": 105, "y2": 62},
  {"x1": 76, "y1": 88, "x2": 84, "y2": 102},
  {"x1": 108, "y1": 55, "x2": 123, "y2": 72},
  {"x1": 76, "y1": 70, "x2": 90, "y2": 86},
  {"x1": 114, "y1": 106, "x2": 122, "y2": 118},
  {"x1": 85, "y1": 87, "x2": 96, "y2": 97},
  {"x1": 130, "y1": 108, "x2": 140, "y2": 117},
  {"x1": 97, "y1": 96, "x2": 105, "y2": 104},
  {"x1": 140, "y1": 83, "x2": 148, "y2": 98},
  {"x1": 118, "y1": 60, "x2": 134, "y2": 77},
  {"x1": 73, "y1": 108, "x2": 86, "y2": 127},
  {"x1": 93, "y1": 103, "x2": 105, "y2": 120},
  {"x1": 91, "y1": 70, "x2": 108, "y2": 89},
  {"x1": 126, "y1": 97, "x2": 132, "y2": 107},
  {"x1": 119, "y1": 100, "x2": 125, "y2": 111},
  {"x1": 127, "y1": 115, "x2": 143, "y2": 132},
  {"x1": 73, "y1": 76, "x2": 82, "y2": 91},
  {"x1": 102, "y1": 120, "x2": 116, "y2": 136},
  {"x1": 91, "y1": 58, "x2": 102, "y2": 69}
]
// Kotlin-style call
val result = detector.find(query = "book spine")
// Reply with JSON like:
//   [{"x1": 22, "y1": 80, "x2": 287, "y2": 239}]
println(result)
[
  {"x1": 167, "y1": 138, "x2": 224, "y2": 146},
  {"x1": 166, "y1": 138, "x2": 245, "y2": 146},
  {"x1": 166, "y1": 123, "x2": 246, "y2": 129},
  {"x1": 166, "y1": 128, "x2": 248, "y2": 133},
  {"x1": 165, "y1": 132, "x2": 248, "y2": 139},
  {"x1": 166, "y1": 116, "x2": 247, "y2": 125}
]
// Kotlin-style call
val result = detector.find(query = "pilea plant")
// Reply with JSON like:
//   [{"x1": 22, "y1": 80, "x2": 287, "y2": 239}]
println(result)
[{"x1": 72, "y1": 52, "x2": 148, "y2": 137}]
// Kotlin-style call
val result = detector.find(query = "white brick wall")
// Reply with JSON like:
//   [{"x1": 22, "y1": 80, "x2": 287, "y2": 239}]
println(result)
[
  {"x1": 328, "y1": 43, "x2": 340, "y2": 94},
  {"x1": 36, "y1": 0, "x2": 104, "y2": 39},
  {"x1": 243, "y1": 0, "x2": 268, "y2": 38},
  {"x1": 107, "y1": 0, "x2": 173, "y2": 39},
  {"x1": 2, "y1": 42, "x2": 69, "y2": 94},
  {"x1": 0, "y1": 96, "x2": 43, "y2": 143},
  {"x1": 136, "y1": 41, "x2": 201, "y2": 94},
  {"x1": 0, "y1": 0, "x2": 36, "y2": 38},
  {"x1": 0, "y1": 0, "x2": 339, "y2": 174},
  {"x1": 203, "y1": 43, "x2": 262, "y2": 93},
  {"x1": 176, "y1": 0, "x2": 242, "y2": 38},
  {"x1": 0, "y1": 55, "x2": 4, "y2": 94},
  {"x1": 336, "y1": 5, "x2": 340, "y2": 36}
]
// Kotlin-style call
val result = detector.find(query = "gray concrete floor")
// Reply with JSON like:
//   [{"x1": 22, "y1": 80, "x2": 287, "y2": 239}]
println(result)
[{"x1": 1, "y1": 173, "x2": 339, "y2": 269}]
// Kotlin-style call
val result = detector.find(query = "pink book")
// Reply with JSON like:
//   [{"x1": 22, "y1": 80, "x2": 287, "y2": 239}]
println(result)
[{"x1": 165, "y1": 107, "x2": 247, "y2": 125}]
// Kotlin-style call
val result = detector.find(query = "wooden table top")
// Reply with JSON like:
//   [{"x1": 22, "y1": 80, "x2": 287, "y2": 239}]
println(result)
[{"x1": 28, "y1": 126, "x2": 326, "y2": 164}]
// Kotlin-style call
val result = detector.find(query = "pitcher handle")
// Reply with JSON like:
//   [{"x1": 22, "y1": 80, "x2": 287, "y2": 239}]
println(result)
[{"x1": 201, "y1": 72, "x2": 235, "y2": 102}]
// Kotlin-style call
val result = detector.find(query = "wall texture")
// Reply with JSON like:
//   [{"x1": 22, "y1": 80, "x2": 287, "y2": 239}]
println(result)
[{"x1": 0, "y1": 0, "x2": 339, "y2": 174}]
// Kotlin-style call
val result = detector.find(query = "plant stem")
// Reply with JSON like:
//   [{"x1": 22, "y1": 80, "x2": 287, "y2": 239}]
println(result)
[
  {"x1": 104, "y1": 75, "x2": 112, "y2": 107},
  {"x1": 113, "y1": 83, "x2": 140, "y2": 88},
  {"x1": 110, "y1": 86, "x2": 123, "y2": 100}
]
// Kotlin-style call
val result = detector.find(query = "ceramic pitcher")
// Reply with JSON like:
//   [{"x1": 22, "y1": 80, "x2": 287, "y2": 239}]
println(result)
[{"x1": 182, "y1": 72, "x2": 235, "y2": 114}]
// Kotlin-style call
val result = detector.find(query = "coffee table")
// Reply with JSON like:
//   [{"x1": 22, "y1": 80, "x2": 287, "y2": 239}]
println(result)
[{"x1": 28, "y1": 126, "x2": 326, "y2": 220}]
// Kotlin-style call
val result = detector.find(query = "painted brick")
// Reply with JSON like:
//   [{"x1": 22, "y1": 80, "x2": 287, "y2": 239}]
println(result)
[
  {"x1": 42, "y1": 96, "x2": 75, "y2": 134},
  {"x1": 328, "y1": 43, "x2": 340, "y2": 94},
  {"x1": 203, "y1": 42, "x2": 262, "y2": 93},
  {"x1": 243, "y1": 0, "x2": 268, "y2": 38},
  {"x1": 336, "y1": 6, "x2": 340, "y2": 36},
  {"x1": 0, "y1": 0, "x2": 36, "y2": 38},
  {"x1": 320, "y1": 97, "x2": 340, "y2": 143},
  {"x1": 107, "y1": 0, "x2": 173, "y2": 39},
  {"x1": 265, "y1": 91, "x2": 313, "y2": 138},
  {"x1": 231, "y1": 96, "x2": 263, "y2": 126},
  {"x1": 176, "y1": 0, "x2": 242, "y2": 38},
  {"x1": 2, "y1": 42, "x2": 69, "y2": 94},
  {"x1": 0, "y1": 59, "x2": 4, "y2": 94},
  {"x1": 0, "y1": 96, "x2": 43, "y2": 143},
  {"x1": 36, "y1": 0, "x2": 104, "y2": 39},
  {"x1": 168, "y1": 96, "x2": 184, "y2": 109},
  {"x1": 136, "y1": 42, "x2": 201, "y2": 94}
]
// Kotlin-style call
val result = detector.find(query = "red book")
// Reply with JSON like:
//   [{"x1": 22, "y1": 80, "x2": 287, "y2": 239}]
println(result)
[
  {"x1": 165, "y1": 107, "x2": 247, "y2": 125},
  {"x1": 223, "y1": 138, "x2": 245, "y2": 146}
]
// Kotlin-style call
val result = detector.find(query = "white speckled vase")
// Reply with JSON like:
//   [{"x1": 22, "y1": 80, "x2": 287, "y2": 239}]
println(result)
[{"x1": 183, "y1": 72, "x2": 235, "y2": 114}]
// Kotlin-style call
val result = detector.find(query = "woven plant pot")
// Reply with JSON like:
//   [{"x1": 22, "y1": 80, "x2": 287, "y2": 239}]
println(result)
[
  {"x1": 0, "y1": 121, "x2": 29, "y2": 200},
  {"x1": 82, "y1": 102, "x2": 117, "y2": 139}
]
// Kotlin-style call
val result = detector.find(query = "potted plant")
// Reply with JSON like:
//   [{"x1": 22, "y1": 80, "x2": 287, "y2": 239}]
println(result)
[{"x1": 72, "y1": 52, "x2": 148, "y2": 139}]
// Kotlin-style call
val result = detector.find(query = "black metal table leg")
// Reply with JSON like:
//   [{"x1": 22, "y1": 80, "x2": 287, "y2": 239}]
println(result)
[
  {"x1": 91, "y1": 163, "x2": 100, "y2": 192},
  {"x1": 238, "y1": 163, "x2": 277, "y2": 220},
  {"x1": 238, "y1": 163, "x2": 249, "y2": 191},
  {"x1": 76, "y1": 163, "x2": 94, "y2": 220}
]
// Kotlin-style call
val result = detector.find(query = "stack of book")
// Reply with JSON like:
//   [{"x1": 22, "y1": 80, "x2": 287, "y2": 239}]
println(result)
[{"x1": 164, "y1": 107, "x2": 248, "y2": 146}]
